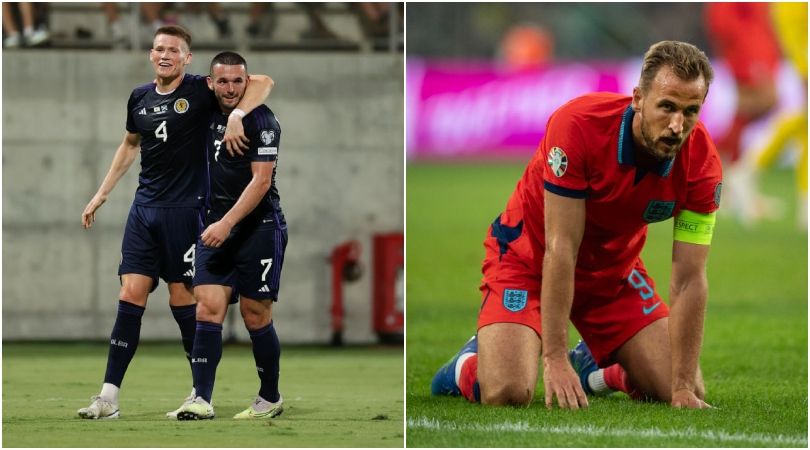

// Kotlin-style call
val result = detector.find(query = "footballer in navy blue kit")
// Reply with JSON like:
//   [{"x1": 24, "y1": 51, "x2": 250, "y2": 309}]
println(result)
[
  {"x1": 174, "y1": 51, "x2": 286, "y2": 421},
  {"x1": 79, "y1": 26, "x2": 274, "y2": 420},
  {"x1": 119, "y1": 72, "x2": 212, "y2": 287},
  {"x1": 194, "y1": 105, "x2": 286, "y2": 299}
]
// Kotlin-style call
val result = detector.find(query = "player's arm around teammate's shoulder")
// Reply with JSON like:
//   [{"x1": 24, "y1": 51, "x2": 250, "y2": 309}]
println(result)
[
  {"x1": 540, "y1": 190, "x2": 590, "y2": 410},
  {"x1": 669, "y1": 233, "x2": 713, "y2": 409},
  {"x1": 222, "y1": 74, "x2": 275, "y2": 156},
  {"x1": 81, "y1": 132, "x2": 141, "y2": 229}
]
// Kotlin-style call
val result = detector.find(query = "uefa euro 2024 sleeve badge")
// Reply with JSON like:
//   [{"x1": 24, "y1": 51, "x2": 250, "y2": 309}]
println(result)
[{"x1": 547, "y1": 147, "x2": 568, "y2": 177}]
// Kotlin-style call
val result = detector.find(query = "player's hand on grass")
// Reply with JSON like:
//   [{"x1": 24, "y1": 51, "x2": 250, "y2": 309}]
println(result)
[
  {"x1": 223, "y1": 115, "x2": 249, "y2": 156},
  {"x1": 201, "y1": 220, "x2": 233, "y2": 248},
  {"x1": 543, "y1": 355, "x2": 589, "y2": 410},
  {"x1": 671, "y1": 389, "x2": 712, "y2": 409},
  {"x1": 81, "y1": 194, "x2": 107, "y2": 229}
]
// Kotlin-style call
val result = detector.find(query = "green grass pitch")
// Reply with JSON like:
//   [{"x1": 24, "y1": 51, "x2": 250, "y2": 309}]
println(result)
[
  {"x1": 406, "y1": 163, "x2": 807, "y2": 447},
  {"x1": 3, "y1": 343, "x2": 403, "y2": 447}
]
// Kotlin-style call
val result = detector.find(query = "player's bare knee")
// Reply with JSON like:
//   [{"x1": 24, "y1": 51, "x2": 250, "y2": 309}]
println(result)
[
  {"x1": 480, "y1": 381, "x2": 534, "y2": 407},
  {"x1": 240, "y1": 299, "x2": 272, "y2": 330},
  {"x1": 118, "y1": 286, "x2": 148, "y2": 306},
  {"x1": 241, "y1": 310, "x2": 271, "y2": 330},
  {"x1": 167, "y1": 283, "x2": 194, "y2": 307},
  {"x1": 194, "y1": 296, "x2": 223, "y2": 322}
]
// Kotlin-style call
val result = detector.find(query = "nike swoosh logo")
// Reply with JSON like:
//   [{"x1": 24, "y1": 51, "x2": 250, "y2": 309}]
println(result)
[{"x1": 642, "y1": 302, "x2": 662, "y2": 315}]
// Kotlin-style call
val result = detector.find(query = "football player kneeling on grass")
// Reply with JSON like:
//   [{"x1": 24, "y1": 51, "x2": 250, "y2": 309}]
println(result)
[{"x1": 431, "y1": 40, "x2": 719, "y2": 410}]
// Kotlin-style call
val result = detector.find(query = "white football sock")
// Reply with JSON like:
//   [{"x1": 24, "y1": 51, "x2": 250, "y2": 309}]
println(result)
[
  {"x1": 587, "y1": 369, "x2": 611, "y2": 394},
  {"x1": 100, "y1": 383, "x2": 120, "y2": 404},
  {"x1": 254, "y1": 394, "x2": 282, "y2": 412}
]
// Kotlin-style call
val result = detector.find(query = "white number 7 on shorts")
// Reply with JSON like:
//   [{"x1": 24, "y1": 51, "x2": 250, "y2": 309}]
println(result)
[{"x1": 260, "y1": 258, "x2": 273, "y2": 282}]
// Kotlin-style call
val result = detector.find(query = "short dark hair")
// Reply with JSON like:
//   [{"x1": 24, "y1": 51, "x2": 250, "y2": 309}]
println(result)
[
  {"x1": 154, "y1": 25, "x2": 192, "y2": 49},
  {"x1": 210, "y1": 51, "x2": 248, "y2": 75},
  {"x1": 639, "y1": 41, "x2": 714, "y2": 93}
]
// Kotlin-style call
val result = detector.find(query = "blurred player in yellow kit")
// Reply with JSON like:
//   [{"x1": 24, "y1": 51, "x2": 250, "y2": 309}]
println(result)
[{"x1": 747, "y1": 2, "x2": 808, "y2": 228}]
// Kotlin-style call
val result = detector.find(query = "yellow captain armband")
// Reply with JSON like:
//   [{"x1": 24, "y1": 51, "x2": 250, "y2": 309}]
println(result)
[{"x1": 673, "y1": 210, "x2": 716, "y2": 245}]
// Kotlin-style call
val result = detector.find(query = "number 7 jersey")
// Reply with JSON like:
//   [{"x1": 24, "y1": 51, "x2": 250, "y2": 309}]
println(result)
[
  {"x1": 126, "y1": 74, "x2": 214, "y2": 207},
  {"x1": 205, "y1": 105, "x2": 284, "y2": 228}
]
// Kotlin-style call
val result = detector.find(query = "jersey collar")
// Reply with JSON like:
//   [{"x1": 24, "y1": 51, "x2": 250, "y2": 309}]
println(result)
[{"x1": 617, "y1": 105, "x2": 675, "y2": 179}]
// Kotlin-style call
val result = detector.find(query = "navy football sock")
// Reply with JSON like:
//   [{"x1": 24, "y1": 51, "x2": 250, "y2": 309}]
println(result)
[
  {"x1": 249, "y1": 321, "x2": 281, "y2": 403},
  {"x1": 191, "y1": 321, "x2": 223, "y2": 403},
  {"x1": 103, "y1": 300, "x2": 145, "y2": 387},
  {"x1": 170, "y1": 304, "x2": 197, "y2": 371}
]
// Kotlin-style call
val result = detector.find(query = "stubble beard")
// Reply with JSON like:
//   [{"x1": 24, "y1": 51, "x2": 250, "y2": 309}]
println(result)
[{"x1": 640, "y1": 116, "x2": 680, "y2": 162}]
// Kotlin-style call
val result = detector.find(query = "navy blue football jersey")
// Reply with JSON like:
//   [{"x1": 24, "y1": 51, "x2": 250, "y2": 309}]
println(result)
[
  {"x1": 126, "y1": 74, "x2": 214, "y2": 207},
  {"x1": 205, "y1": 105, "x2": 284, "y2": 226}
]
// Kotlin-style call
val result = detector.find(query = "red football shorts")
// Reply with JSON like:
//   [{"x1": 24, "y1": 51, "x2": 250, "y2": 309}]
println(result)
[{"x1": 477, "y1": 230, "x2": 669, "y2": 367}]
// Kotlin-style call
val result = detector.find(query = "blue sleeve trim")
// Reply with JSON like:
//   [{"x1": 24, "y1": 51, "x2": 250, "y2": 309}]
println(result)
[{"x1": 543, "y1": 181, "x2": 587, "y2": 199}]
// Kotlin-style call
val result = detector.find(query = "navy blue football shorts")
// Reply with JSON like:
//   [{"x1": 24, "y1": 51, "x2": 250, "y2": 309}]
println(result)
[
  {"x1": 193, "y1": 222, "x2": 287, "y2": 301},
  {"x1": 118, "y1": 204, "x2": 201, "y2": 292}
]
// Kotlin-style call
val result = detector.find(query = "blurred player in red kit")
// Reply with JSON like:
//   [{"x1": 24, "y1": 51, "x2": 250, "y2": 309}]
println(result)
[{"x1": 704, "y1": 2, "x2": 782, "y2": 223}]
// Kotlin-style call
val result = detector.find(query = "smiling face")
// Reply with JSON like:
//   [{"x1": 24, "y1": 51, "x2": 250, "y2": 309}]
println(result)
[
  {"x1": 207, "y1": 63, "x2": 248, "y2": 113},
  {"x1": 632, "y1": 65, "x2": 708, "y2": 161},
  {"x1": 149, "y1": 34, "x2": 191, "y2": 83}
]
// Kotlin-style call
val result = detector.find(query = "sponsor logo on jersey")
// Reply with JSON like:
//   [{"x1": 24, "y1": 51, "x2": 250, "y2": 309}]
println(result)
[
  {"x1": 642, "y1": 200, "x2": 675, "y2": 223},
  {"x1": 191, "y1": 358, "x2": 208, "y2": 364},
  {"x1": 216, "y1": 124, "x2": 227, "y2": 134},
  {"x1": 547, "y1": 147, "x2": 568, "y2": 177},
  {"x1": 138, "y1": 108, "x2": 147, "y2": 115},
  {"x1": 503, "y1": 289, "x2": 528, "y2": 312},
  {"x1": 173, "y1": 98, "x2": 189, "y2": 114},
  {"x1": 153, "y1": 105, "x2": 168, "y2": 113},
  {"x1": 260, "y1": 130, "x2": 275, "y2": 145},
  {"x1": 714, "y1": 182, "x2": 722, "y2": 208},
  {"x1": 258, "y1": 146, "x2": 278, "y2": 156}
]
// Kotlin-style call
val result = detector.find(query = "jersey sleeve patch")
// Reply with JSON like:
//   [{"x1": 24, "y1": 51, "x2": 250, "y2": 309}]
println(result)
[
  {"x1": 253, "y1": 127, "x2": 279, "y2": 160},
  {"x1": 260, "y1": 129, "x2": 276, "y2": 146},
  {"x1": 541, "y1": 107, "x2": 588, "y2": 192},
  {"x1": 257, "y1": 146, "x2": 278, "y2": 156},
  {"x1": 547, "y1": 147, "x2": 568, "y2": 177},
  {"x1": 714, "y1": 182, "x2": 722, "y2": 208}
]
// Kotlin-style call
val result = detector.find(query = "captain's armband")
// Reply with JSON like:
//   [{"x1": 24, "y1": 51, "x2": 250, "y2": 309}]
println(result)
[{"x1": 673, "y1": 210, "x2": 716, "y2": 245}]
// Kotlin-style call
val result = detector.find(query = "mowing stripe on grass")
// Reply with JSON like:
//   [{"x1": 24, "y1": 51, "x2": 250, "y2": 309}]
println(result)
[{"x1": 408, "y1": 416, "x2": 807, "y2": 447}]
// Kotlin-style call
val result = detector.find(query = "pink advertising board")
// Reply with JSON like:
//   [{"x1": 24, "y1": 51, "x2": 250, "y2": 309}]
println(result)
[{"x1": 407, "y1": 59, "x2": 804, "y2": 159}]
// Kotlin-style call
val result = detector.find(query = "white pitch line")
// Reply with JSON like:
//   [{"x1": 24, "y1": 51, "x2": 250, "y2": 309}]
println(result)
[{"x1": 407, "y1": 416, "x2": 808, "y2": 447}]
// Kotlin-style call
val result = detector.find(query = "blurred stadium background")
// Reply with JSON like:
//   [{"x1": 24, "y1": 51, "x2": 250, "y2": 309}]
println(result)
[
  {"x1": 407, "y1": 2, "x2": 804, "y2": 162},
  {"x1": 3, "y1": 1, "x2": 404, "y2": 345},
  {"x1": 406, "y1": 2, "x2": 807, "y2": 447}
]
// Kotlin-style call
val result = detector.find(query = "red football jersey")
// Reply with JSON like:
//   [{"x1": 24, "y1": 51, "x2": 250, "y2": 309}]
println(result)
[
  {"x1": 495, "y1": 92, "x2": 723, "y2": 298},
  {"x1": 704, "y1": 2, "x2": 781, "y2": 85}
]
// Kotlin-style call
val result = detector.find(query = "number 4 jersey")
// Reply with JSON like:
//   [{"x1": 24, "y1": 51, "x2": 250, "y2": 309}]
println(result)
[{"x1": 126, "y1": 74, "x2": 214, "y2": 207}]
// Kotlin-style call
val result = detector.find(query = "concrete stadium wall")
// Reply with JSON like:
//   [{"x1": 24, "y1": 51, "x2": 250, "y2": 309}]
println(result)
[{"x1": 2, "y1": 50, "x2": 404, "y2": 343}]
